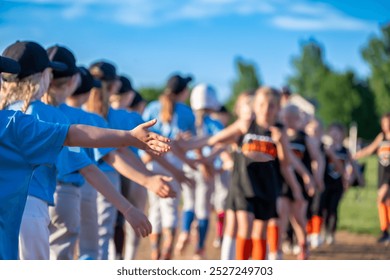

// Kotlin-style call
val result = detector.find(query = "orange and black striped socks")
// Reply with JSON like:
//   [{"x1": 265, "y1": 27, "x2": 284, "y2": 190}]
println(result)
[
  {"x1": 267, "y1": 225, "x2": 279, "y2": 255},
  {"x1": 252, "y1": 238, "x2": 267, "y2": 260},
  {"x1": 306, "y1": 219, "x2": 313, "y2": 236},
  {"x1": 378, "y1": 202, "x2": 389, "y2": 232},
  {"x1": 311, "y1": 215, "x2": 323, "y2": 234},
  {"x1": 236, "y1": 236, "x2": 252, "y2": 260}
]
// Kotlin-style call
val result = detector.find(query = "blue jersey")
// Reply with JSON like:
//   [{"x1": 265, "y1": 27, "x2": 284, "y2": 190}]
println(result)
[
  {"x1": 0, "y1": 110, "x2": 68, "y2": 260},
  {"x1": 188, "y1": 115, "x2": 224, "y2": 167},
  {"x1": 58, "y1": 104, "x2": 114, "y2": 162},
  {"x1": 7, "y1": 101, "x2": 92, "y2": 201},
  {"x1": 98, "y1": 107, "x2": 145, "y2": 171},
  {"x1": 142, "y1": 101, "x2": 196, "y2": 138}
]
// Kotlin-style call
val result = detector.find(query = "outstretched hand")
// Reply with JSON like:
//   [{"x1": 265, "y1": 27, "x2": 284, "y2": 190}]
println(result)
[
  {"x1": 131, "y1": 119, "x2": 171, "y2": 155},
  {"x1": 146, "y1": 174, "x2": 176, "y2": 198},
  {"x1": 123, "y1": 205, "x2": 152, "y2": 238}
]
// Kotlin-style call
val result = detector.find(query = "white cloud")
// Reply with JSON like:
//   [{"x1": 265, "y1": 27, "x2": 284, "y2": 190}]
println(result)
[
  {"x1": 5, "y1": 0, "x2": 376, "y2": 32},
  {"x1": 272, "y1": 2, "x2": 375, "y2": 31}
]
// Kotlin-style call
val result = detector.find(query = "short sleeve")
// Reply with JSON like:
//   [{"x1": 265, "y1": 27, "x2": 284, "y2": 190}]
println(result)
[{"x1": 12, "y1": 112, "x2": 69, "y2": 166}]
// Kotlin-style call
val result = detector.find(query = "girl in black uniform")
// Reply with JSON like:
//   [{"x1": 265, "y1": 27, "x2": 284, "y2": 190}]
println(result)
[
  {"x1": 355, "y1": 113, "x2": 390, "y2": 243},
  {"x1": 320, "y1": 123, "x2": 350, "y2": 245},
  {"x1": 202, "y1": 87, "x2": 291, "y2": 260},
  {"x1": 279, "y1": 105, "x2": 324, "y2": 259}
]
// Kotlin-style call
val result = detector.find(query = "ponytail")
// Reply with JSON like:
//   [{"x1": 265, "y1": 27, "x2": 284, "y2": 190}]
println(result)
[
  {"x1": 85, "y1": 81, "x2": 110, "y2": 118},
  {"x1": 159, "y1": 89, "x2": 175, "y2": 123}
]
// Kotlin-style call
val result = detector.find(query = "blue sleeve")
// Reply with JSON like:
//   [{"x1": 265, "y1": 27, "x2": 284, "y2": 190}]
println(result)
[
  {"x1": 13, "y1": 112, "x2": 69, "y2": 166},
  {"x1": 56, "y1": 147, "x2": 93, "y2": 176}
]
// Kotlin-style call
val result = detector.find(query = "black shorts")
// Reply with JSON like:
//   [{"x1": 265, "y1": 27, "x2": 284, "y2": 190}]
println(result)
[
  {"x1": 225, "y1": 186, "x2": 278, "y2": 221},
  {"x1": 280, "y1": 174, "x2": 310, "y2": 202},
  {"x1": 378, "y1": 164, "x2": 390, "y2": 188}
]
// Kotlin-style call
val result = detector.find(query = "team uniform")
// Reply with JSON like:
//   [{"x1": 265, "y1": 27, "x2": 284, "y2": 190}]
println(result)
[
  {"x1": 7, "y1": 100, "x2": 92, "y2": 260},
  {"x1": 320, "y1": 145, "x2": 348, "y2": 237},
  {"x1": 94, "y1": 107, "x2": 145, "y2": 260},
  {"x1": 180, "y1": 115, "x2": 224, "y2": 254},
  {"x1": 0, "y1": 110, "x2": 69, "y2": 260},
  {"x1": 227, "y1": 121, "x2": 279, "y2": 221},
  {"x1": 142, "y1": 100, "x2": 196, "y2": 237},
  {"x1": 48, "y1": 103, "x2": 114, "y2": 260},
  {"x1": 281, "y1": 130, "x2": 311, "y2": 202},
  {"x1": 377, "y1": 135, "x2": 390, "y2": 188}
]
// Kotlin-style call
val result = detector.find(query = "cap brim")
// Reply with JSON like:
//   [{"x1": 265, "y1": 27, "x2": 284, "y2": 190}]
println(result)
[
  {"x1": 49, "y1": 61, "x2": 68, "y2": 72},
  {"x1": 0, "y1": 56, "x2": 21, "y2": 74}
]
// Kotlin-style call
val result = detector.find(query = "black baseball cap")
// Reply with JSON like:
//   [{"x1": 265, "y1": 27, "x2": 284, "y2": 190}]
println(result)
[
  {"x1": 166, "y1": 74, "x2": 193, "y2": 95},
  {"x1": 0, "y1": 56, "x2": 20, "y2": 74},
  {"x1": 73, "y1": 66, "x2": 101, "y2": 96},
  {"x1": 47, "y1": 45, "x2": 79, "y2": 79},
  {"x1": 118, "y1": 75, "x2": 134, "y2": 94},
  {"x1": 89, "y1": 61, "x2": 117, "y2": 81},
  {"x1": 129, "y1": 90, "x2": 145, "y2": 108},
  {"x1": 2, "y1": 41, "x2": 67, "y2": 80}
]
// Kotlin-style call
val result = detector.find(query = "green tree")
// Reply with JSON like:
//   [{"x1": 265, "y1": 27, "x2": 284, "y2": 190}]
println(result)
[
  {"x1": 287, "y1": 39, "x2": 331, "y2": 100},
  {"x1": 351, "y1": 79, "x2": 380, "y2": 140},
  {"x1": 226, "y1": 57, "x2": 261, "y2": 112},
  {"x1": 361, "y1": 24, "x2": 390, "y2": 117},
  {"x1": 316, "y1": 70, "x2": 361, "y2": 127},
  {"x1": 138, "y1": 86, "x2": 164, "y2": 103}
]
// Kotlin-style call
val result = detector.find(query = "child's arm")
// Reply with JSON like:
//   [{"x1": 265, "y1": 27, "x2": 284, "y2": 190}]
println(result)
[
  {"x1": 307, "y1": 136, "x2": 325, "y2": 192},
  {"x1": 145, "y1": 151, "x2": 196, "y2": 188},
  {"x1": 79, "y1": 164, "x2": 151, "y2": 237},
  {"x1": 289, "y1": 149, "x2": 316, "y2": 197},
  {"x1": 354, "y1": 133, "x2": 383, "y2": 159},
  {"x1": 103, "y1": 149, "x2": 175, "y2": 198},
  {"x1": 64, "y1": 119, "x2": 170, "y2": 155}
]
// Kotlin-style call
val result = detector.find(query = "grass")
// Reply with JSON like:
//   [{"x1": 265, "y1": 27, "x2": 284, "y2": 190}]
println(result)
[{"x1": 338, "y1": 156, "x2": 380, "y2": 236}]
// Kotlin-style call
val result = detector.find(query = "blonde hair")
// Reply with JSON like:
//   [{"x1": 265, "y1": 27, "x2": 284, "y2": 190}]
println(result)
[
  {"x1": 233, "y1": 90, "x2": 254, "y2": 117},
  {"x1": 0, "y1": 73, "x2": 42, "y2": 112},
  {"x1": 254, "y1": 86, "x2": 281, "y2": 105},
  {"x1": 159, "y1": 88, "x2": 175, "y2": 123},
  {"x1": 42, "y1": 76, "x2": 72, "y2": 106}
]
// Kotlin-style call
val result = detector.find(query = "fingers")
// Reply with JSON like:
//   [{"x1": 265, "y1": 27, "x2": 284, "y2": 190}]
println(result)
[
  {"x1": 140, "y1": 119, "x2": 157, "y2": 129},
  {"x1": 149, "y1": 132, "x2": 171, "y2": 143},
  {"x1": 162, "y1": 176, "x2": 173, "y2": 182}
]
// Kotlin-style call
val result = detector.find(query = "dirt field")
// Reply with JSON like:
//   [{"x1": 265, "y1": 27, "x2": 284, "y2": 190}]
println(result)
[{"x1": 134, "y1": 214, "x2": 390, "y2": 260}]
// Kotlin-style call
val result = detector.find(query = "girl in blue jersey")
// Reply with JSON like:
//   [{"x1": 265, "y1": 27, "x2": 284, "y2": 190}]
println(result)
[
  {"x1": 86, "y1": 62, "x2": 177, "y2": 260},
  {"x1": 142, "y1": 73, "x2": 198, "y2": 260},
  {"x1": 0, "y1": 42, "x2": 169, "y2": 260},
  {"x1": 108, "y1": 75, "x2": 147, "y2": 259},
  {"x1": 45, "y1": 49, "x2": 174, "y2": 260},
  {"x1": 0, "y1": 57, "x2": 170, "y2": 261}
]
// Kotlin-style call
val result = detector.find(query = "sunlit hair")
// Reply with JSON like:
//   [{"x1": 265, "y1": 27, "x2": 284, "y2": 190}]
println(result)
[
  {"x1": 159, "y1": 87, "x2": 176, "y2": 123},
  {"x1": 85, "y1": 81, "x2": 112, "y2": 118},
  {"x1": 42, "y1": 76, "x2": 72, "y2": 106},
  {"x1": 0, "y1": 72, "x2": 42, "y2": 112},
  {"x1": 233, "y1": 90, "x2": 254, "y2": 117},
  {"x1": 254, "y1": 86, "x2": 281, "y2": 106}
]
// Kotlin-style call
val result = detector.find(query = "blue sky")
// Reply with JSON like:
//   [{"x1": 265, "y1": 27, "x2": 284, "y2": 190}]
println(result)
[{"x1": 1, "y1": 0, "x2": 389, "y2": 103}]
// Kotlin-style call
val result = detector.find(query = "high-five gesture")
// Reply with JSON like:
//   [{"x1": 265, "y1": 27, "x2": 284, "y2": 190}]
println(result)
[{"x1": 130, "y1": 119, "x2": 171, "y2": 155}]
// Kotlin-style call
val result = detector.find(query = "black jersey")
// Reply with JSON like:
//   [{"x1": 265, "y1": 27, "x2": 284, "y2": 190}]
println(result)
[
  {"x1": 232, "y1": 121, "x2": 279, "y2": 201},
  {"x1": 288, "y1": 130, "x2": 312, "y2": 173},
  {"x1": 324, "y1": 146, "x2": 348, "y2": 186},
  {"x1": 377, "y1": 133, "x2": 390, "y2": 187}
]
